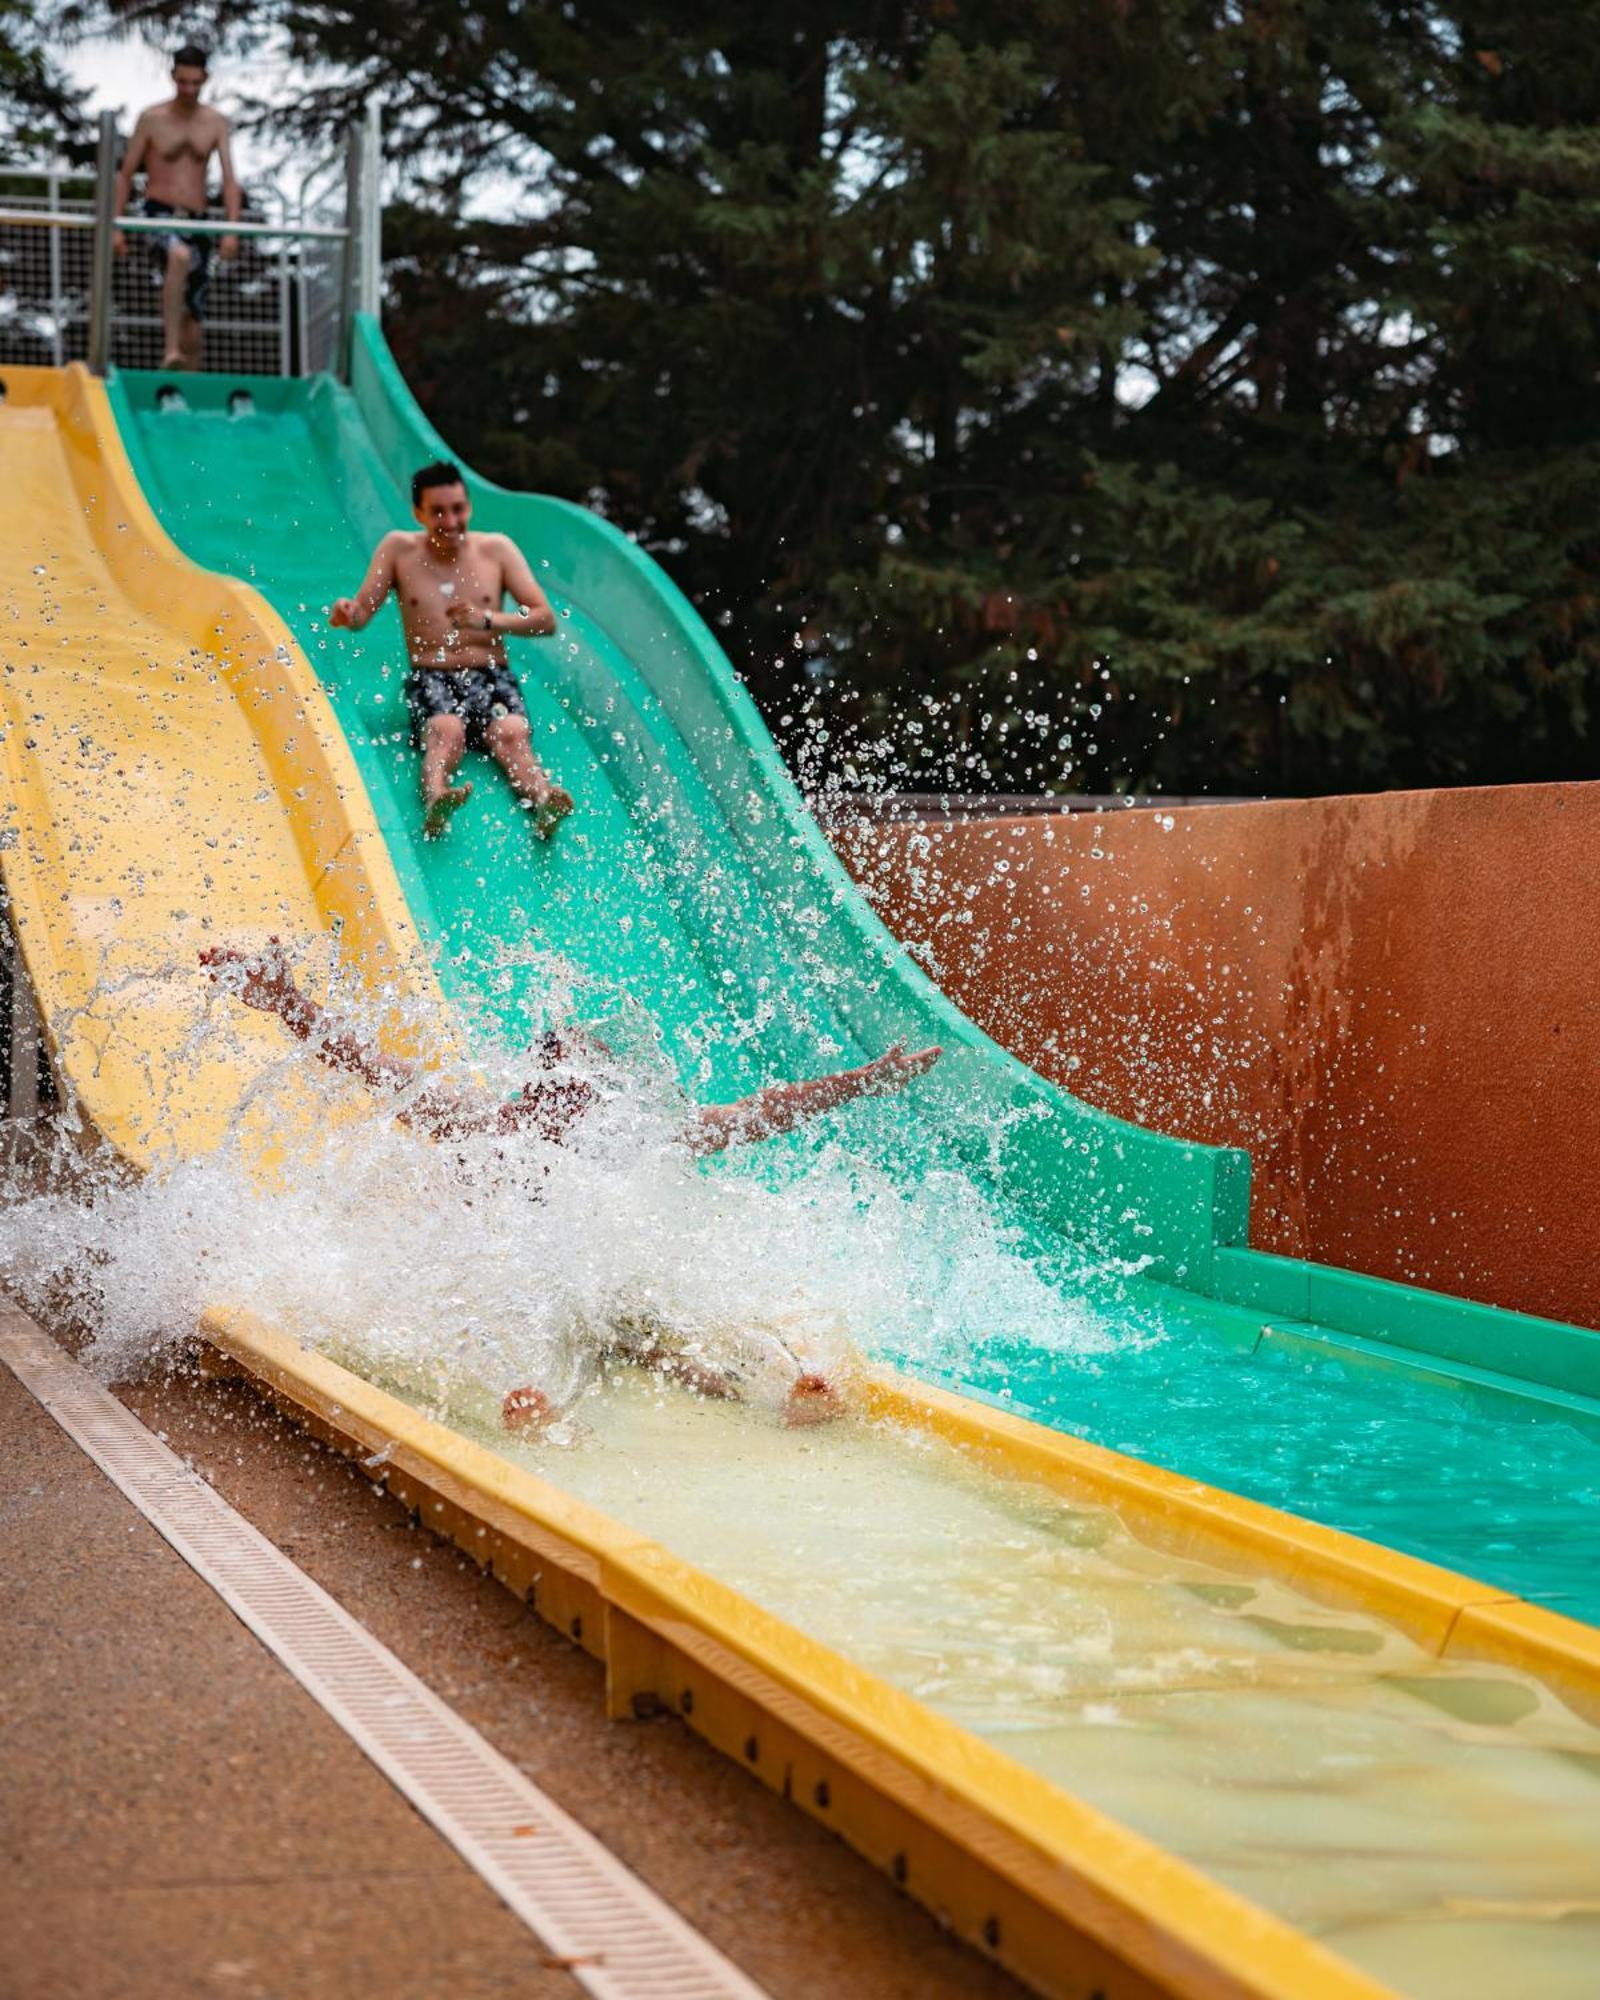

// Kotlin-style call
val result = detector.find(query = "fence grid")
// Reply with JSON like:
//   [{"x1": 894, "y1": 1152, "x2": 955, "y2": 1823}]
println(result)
[{"x1": 0, "y1": 111, "x2": 371, "y2": 380}]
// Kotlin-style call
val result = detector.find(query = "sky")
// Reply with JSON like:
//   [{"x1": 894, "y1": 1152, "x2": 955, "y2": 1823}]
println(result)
[
  {"x1": 61, "y1": 33, "x2": 287, "y2": 182},
  {"x1": 56, "y1": 32, "x2": 520, "y2": 218}
]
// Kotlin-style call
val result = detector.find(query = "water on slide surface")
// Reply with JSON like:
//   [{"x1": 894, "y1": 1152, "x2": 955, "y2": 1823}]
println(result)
[
  {"x1": 3, "y1": 1008, "x2": 1599, "y2": 2000},
  {"x1": 110, "y1": 379, "x2": 1600, "y2": 1623},
  {"x1": 477, "y1": 1379, "x2": 1600, "y2": 2000}
]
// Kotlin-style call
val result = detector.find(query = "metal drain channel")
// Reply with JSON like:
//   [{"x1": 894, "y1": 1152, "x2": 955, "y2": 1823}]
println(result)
[{"x1": 1, "y1": 1310, "x2": 768, "y2": 2000}]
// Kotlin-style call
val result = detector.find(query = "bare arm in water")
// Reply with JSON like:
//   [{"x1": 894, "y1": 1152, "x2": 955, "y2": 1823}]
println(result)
[
  {"x1": 200, "y1": 944, "x2": 941, "y2": 1150},
  {"x1": 683, "y1": 1049, "x2": 941, "y2": 1154}
]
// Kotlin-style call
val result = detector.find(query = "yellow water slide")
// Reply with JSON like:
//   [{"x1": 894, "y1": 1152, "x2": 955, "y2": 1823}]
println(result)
[{"x1": 0, "y1": 363, "x2": 435, "y2": 1160}]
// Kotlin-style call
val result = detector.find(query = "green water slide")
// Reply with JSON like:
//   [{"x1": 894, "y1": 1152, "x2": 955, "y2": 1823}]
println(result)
[
  {"x1": 108, "y1": 325, "x2": 1600, "y2": 1611},
  {"x1": 113, "y1": 325, "x2": 1245, "y2": 1279}
]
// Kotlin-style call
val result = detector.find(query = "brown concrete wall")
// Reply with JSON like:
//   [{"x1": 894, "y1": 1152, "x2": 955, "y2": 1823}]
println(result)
[{"x1": 830, "y1": 783, "x2": 1600, "y2": 1330}]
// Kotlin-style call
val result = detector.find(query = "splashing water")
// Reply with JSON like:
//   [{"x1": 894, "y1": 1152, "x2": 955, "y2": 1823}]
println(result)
[
  {"x1": 0, "y1": 939, "x2": 1113, "y2": 1429},
  {"x1": 6, "y1": 931, "x2": 1599, "y2": 1637}
]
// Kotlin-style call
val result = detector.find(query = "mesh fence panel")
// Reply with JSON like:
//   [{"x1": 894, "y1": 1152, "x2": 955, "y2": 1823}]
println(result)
[
  {"x1": 297, "y1": 170, "x2": 349, "y2": 379},
  {"x1": 0, "y1": 182, "x2": 93, "y2": 364},
  {"x1": 111, "y1": 209, "x2": 286, "y2": 374},
  {"x1": 0, "y1": 164, "x2": 350, "y2": 377}
]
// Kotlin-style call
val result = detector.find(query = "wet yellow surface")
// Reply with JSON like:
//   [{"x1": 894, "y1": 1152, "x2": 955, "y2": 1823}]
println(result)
[
  {"x1": 473, "y1": 1372, "x2": 1600, "y2": 2000},
  {"x1": 0, "y1": 367, "x2": 429, "y2": 1164}
]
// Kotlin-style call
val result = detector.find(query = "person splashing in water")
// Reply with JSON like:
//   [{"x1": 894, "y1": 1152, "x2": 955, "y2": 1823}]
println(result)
[
  {"x1": 329, "y1": 461, "x2": 577, "y2": 843},
  {"x1": 201, "y1": 942, "x2": 941, "y2": 1432}
]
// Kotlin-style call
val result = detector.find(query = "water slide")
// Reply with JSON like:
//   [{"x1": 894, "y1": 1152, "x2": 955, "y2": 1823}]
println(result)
[
  {"x1": 110, "y1": 323, "x2": 1600, "y2": 1615},
  {"x1": 5, "y1": 351, "x2": 1600, "y2": 1999}
]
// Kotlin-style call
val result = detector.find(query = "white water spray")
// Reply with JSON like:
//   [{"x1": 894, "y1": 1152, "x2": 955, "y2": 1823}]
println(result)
[{"x1": 0, "y1": 939, "x2": 1112, "y2": 1433}]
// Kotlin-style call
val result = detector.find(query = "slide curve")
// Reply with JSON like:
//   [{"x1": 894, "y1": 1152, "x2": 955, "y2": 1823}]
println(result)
[
  {"x1": 109, "y1": 327, "x2": 1247, "y2": 1288},
  {"x1": 0, "y1": 362, "x2": 439, "y2": 1166}
]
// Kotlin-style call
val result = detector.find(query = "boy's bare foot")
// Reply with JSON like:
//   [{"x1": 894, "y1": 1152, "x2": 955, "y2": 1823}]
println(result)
[
  {"x1": 423, "y1": 783, "x2": 473, "y2": 839},
  {"x1": 159, "y1": 351, "x2": 187, "y2": 371},
  {"x1": 530, "y1": 787, "x2": 575, "y2": 840},
  {"x1": 502, "y1": 1384, "x2": 555, "y2": 1434},
  {"x1": 782, "y1": 1372, "x2": 846, "y2": 1428}
]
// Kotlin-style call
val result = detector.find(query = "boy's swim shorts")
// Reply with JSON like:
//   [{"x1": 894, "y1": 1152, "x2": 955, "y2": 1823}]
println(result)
[{"x1": 404, "y1": 663, "x2": 529, "y2": 751}]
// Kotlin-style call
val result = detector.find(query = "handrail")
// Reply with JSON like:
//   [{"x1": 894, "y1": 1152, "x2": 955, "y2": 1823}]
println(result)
[
  {"x1": 2, "y1": 107, "x2": 373, "y2": 378},
  {"x1": 0, "y1": 208, "x2": 348, "y2": 240}
]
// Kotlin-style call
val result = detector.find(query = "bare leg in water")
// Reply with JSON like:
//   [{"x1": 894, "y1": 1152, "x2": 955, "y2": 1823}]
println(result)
[
  {"x1": 484, "y1": 713, "x2": 574, "y2": 839},
  {"x1": 421, "y1": 714, "x2": 473, "y2": 838},
  {"x1": 202, "y1": 942, "x2": 939, "y2": 1432}
]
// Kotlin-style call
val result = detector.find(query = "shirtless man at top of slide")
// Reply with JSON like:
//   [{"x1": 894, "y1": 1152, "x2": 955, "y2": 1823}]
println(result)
[
  {"x1": 330, "y1": 461, "x2": 576, "y2": 842},
  {"x1": 112, "y1": 45, "x2": 241, "y2": 370}
]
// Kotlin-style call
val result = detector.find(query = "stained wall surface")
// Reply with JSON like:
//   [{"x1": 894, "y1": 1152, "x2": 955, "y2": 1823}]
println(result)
[{"x1": 831, "y1": 784, "x2": 1600, "y2": 1330}]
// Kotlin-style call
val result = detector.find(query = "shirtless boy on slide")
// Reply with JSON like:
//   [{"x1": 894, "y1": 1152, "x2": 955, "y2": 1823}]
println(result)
[
  {"x1": 330, "y1": 461, "x2": 576, "y2": 841},
  {"x1": 112, "y1": 45, "x2": 241, "y2": 371},
  {"x1": 201, "y1": 942, "x2": 942, "y2": 1430}
]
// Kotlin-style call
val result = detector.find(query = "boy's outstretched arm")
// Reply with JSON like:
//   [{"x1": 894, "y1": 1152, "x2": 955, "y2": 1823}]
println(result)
[
  {"x1": 686, "y1": 1043, "x2": 942, "y2": 1157},
  {"x1": 200, "y1": 942, "x2": 419, "y2": 1092},
  {"x1": 199, "y1": 942, "x2": 491, "y2": 1137}
]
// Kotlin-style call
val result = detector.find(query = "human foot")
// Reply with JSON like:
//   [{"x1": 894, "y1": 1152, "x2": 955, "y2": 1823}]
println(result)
[
  {"x1": 529, "y1": 787, "x2": 575, "y2": 840},
  {"x1": 782, "y1": 1372, "x2": 846, "y2": 1428},
  {"x1": 502, "y1": 1384, "x2": 556, "y2": 1434},
  {"x1": 423, "y1": 783, "x2": 473, "y2": 839}
]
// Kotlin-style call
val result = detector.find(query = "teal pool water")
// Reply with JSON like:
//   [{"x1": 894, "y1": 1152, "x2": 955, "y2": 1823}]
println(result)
[{"x1": 941, "y1": 1325, "x2": 1600, "y2": 1620}]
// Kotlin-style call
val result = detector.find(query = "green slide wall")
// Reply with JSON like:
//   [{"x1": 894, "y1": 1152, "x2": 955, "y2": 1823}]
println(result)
[
  {"x1": 108, "y1": 326, "x2": 1600, "y2": 1427},
  {"x1": 110, "y1": 327, "x2": 1247, "y2": 1290}
]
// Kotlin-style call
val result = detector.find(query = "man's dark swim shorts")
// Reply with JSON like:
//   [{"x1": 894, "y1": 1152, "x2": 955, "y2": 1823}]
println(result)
[
  {"x1": 405, "y1": 664, "x2": 529, "y2": 751},
  {"x1": 142, "y1": 198, "x2": 213, "y2": 323}
]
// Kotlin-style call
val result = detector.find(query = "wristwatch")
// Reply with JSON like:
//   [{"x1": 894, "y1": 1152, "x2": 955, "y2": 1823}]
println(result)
[{"x1": 482, "y1": 612, "x2": 495, "y2": 633}]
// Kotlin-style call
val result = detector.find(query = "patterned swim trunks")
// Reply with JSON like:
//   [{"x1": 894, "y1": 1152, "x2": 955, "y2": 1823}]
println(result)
[
  {"x1": 142, "y1": 198, "x2": 213, "y2": 323},
  {"x1": 404, "y1": 663, "x2": 529, "y2": 752}
]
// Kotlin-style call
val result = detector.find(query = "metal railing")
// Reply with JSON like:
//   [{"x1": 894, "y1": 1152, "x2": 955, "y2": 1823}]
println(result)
[{"x1": 0, "y1": 105, "x2": 380, "y2": 379}]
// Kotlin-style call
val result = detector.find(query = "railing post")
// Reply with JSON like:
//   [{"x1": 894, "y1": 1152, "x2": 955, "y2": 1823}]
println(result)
[
  {"x1": 46, "y1": 168, "x2": 63, "y2": 365},
  {"x1": 87, "y1": 110, "x2": 119, "y2": 375},
  {"x1": 358, "y1": 100, "x2": 382, "y2": 319},
  {"x1": 277, "y1": 234, "x2": 291, "y2": 376},
  {"x1": 337, "y1": 103, "x2": 381, "y2": 380},
  {"x1": 338, "y1": 122, "x2": 361, "y2": 378}
]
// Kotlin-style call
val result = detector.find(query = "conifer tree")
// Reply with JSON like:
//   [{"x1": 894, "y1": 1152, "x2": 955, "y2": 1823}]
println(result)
[
  {"x1": 77, "y1": 0, "x2": 1600, "y2": 793},
  {"x1": 2, "y1": 1, "x2": 88, "y2": 154}
]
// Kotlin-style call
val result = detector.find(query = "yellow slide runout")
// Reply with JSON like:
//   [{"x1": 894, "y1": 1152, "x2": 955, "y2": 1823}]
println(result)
[
  {"x1": 203, "y1": 1304, "x2": 1395, "y2": 2000},
  {"x1": 0, "y1": 363, "x2": 440, "y2": 1164}
]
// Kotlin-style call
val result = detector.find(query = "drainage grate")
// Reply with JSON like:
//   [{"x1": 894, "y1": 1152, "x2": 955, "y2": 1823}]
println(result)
[{"x1": 1, "y1": 1309, "x2": 768, "y2": 2000}]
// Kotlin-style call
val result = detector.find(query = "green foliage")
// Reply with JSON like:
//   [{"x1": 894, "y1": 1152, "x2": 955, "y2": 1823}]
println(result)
[
  {"x1": 83, "y1": 0, "x2": 1600, "y2": 792},
  {"x1": 1, "y1": 1, "x2": 90, "y2": 156}
]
